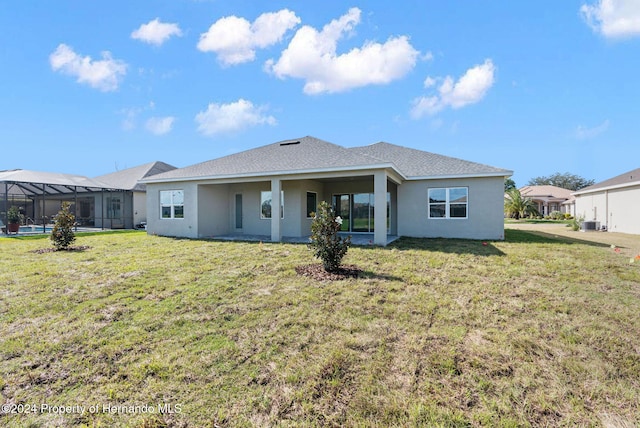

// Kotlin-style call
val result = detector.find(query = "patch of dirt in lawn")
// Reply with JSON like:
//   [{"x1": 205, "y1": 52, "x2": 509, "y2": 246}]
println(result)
[
  {"x1": 31, "y1": 246, "x2": 91, "y2": 254},
  {"x1": 295, "y1": 264, "x2": 362, "y2": 281}
]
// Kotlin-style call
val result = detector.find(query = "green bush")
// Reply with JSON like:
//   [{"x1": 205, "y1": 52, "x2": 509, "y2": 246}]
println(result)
[
  {"x1": 568, "y1": 215, "x2": 584, "y2": 231},
  {"x1": 550, "y1": 211, "x2": 564, "y2": 220},
  {"x1": 50, "y1": 201, "x2": 76, "y2": 250},
  {"x1": 308, "y1": 201, "x2": 351, "y2": 272},
  {"x1": 7, "y1": 206, "x2": 22, "y2": 224}
]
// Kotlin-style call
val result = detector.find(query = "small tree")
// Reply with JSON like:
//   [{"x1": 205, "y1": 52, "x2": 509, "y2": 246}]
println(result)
[
  {"x1": 504, "y1": 188, "x2": 539, "y2": 219},
  {"x1": 504, "y1": 178, "x2": 516, "y2": 192},
  {"x1": 51, "y1": 201, "x2": 76, "y2": 250},
  {"x1": 309, "y1": 201, "x2": 351, "y2": 272}
]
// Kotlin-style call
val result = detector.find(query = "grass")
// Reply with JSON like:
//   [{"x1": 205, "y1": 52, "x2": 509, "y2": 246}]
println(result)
[
  {"x1": 1, "y1": 230, "x2": 639, "y2": 427},
  {"x1": 504, "y1": 218, "x2": 573, "y2": 225}
]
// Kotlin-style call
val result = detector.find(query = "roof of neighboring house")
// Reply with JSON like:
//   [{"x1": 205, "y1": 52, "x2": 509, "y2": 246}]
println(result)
[
  {"x1": 0, "y1": 169, "x2": 113, "y2": 192},
  {"x1": 573, "y1": 167, "x2": 640, "y2": 195},
  {"x1": 519, "y1": 185, "x2": 573, "y2": 200},
  {"x1": 95, "y1": 161, "x2": 176, "y2": 191},
  {"x1": 143, "y1": 136, "x2": 512, "y2": 182}
]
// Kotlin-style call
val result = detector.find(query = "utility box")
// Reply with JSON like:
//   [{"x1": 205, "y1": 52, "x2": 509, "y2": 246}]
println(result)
[{"x1": 581, "y1": 220, "x2": 600, "y2": 231}]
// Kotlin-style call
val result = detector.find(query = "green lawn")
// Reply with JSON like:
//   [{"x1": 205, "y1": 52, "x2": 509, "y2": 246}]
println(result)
[{"x1": 1, "y1": 231, "x2": 639, "y2": 427}]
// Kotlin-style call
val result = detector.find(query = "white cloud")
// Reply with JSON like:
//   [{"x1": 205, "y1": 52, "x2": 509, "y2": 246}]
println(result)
[
  {"x1": 49, "y1": 44, "x2": 127, "y2": 91},
  {"x1": 195, "y1": 99, "x2": 276, "y2": 136},
  {"x1": 266, "y1": 7, "x2": 419, "y2": 94},
  {"x1": 131, "y1": 18, "x2": 182, "y2": 46},
  {"x1": 580, "y1": 0, "x2": 640, "y2": 38},
  {"x1": 146, "y1": 116, "x2": 175, "y2": 135},
  {"x1": 575, "y1": 119, "x2": 610, "y2": 139},
  {"x1": 120, "y1": 107, "x2": 141, "y2": 131},
  {"x1": 197, "y1": 9, "x2": 300, "y2": 65},
  {"x1": 411, "y1": 59, "x2": 496, "y2": 118},
  {"x1": 423, "y1": 76, "x2": 437, "y2": 88}
]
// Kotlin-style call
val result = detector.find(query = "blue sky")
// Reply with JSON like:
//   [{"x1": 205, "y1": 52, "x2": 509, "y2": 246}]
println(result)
[{"x1": 1, "y1": 1, "x2": 639, "y2": 186}]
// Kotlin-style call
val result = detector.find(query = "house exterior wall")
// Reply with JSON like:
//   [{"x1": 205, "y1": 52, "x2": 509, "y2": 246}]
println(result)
[
  {"x1": 575, "y1": 184, "x2": 640, "y2": 234},
  {"x1": 146, "y1": 172, "x2": 506, "y2": 241},
  {"x1": 146, "y1": 182, "x2": 199, "y2": 238},
  {"x1": 397, "y1": 176, "x2": 505, "y2": 240},
  {"x1": 198, "y1": 184, "x2": 230, "y2": 237},
  {"x1": 133, "y1": 191, "x2": 147, "y2": 226}
]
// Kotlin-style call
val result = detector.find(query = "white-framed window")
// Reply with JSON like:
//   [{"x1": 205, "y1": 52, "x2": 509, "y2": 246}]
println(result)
[
  {"x1": 428, "y1": 187, "x2": 468, "y2": 219},
  {"x1": 260, "y1": 191, "x2": 284, "y2": 219},
  {"x1": 306, "y1": 192, "x2": 317, "y2": 218},
  {"x1": 160, "y1": 190, "x2": 184, "y2": 219}
]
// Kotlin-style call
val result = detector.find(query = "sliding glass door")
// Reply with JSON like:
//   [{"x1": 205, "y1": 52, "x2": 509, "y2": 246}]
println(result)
[
  {"x1": 332, "y1": 193, "x2": 390, "y2": 233},
  {"x1": 333, "y1": 194, "x2": 350, "y2": 232}
]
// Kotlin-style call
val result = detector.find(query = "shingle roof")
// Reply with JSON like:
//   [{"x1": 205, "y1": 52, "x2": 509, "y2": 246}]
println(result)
[
  {"x1": 146, "y1": 136, "x2": 389, "y2": 181},
  {"x1": 573, "y1": 168, "x2": 640, "y2": 194},
  {"x1": 145, "y1": 136, "x2": 512, "y2": 182},
  {"x1": 350, "y1": 142, "x2": 511, "y2": 178},
  {"x1": 519, "y1": 185, "x2": 573, "y2": 200},
  {"x1": 95, "y1": 161, "x2": 176, "y2": 191}
]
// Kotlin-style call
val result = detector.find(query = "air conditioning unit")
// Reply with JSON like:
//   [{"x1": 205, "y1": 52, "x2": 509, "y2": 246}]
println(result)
[{"x1": 581, "y1": 221, "x2": 600, "y2": 231}]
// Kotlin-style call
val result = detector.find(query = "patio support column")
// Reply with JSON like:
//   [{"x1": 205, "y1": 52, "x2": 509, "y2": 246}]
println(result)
[
  {"x1": 374, "y1": 170, "x2": 387, "y2": 246},
  {"x1": 3, "y1": 182, "x2": 7, "y2": 234},
  {"x1": 74, "y1": 187, "x2": 78, "y2": 232},
  {"x1": 270, "y1": 178, "x2": 281, "y2": 242},
  {"x1": 42, "y1": 183, "x2": 46, "y2": 231}
]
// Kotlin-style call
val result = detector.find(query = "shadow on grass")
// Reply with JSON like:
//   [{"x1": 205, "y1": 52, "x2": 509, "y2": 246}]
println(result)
[
  {"x1": 2, "y1": 229, "x2": 144, "y2": 241},
  {"x1": 505, "y1": 228, "x2": 614, "y2": 248},
  {"x1": 387, "y1": 237, "x2": 506, "y2": 257}
]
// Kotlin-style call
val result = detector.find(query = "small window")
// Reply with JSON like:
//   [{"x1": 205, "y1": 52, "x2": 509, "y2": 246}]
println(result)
[
  {"x1": 306, "y1": 192, "x2": 317, "y2": 218},
  {"x1": 428, "y1": 187, "x2": 468, "y2": 219},
  {"x1": 261, "y1": 191, "x2": 284, "y2": 219},
  {"x1": 160, "y1": 190, "x2": 184, "y2": 219}
]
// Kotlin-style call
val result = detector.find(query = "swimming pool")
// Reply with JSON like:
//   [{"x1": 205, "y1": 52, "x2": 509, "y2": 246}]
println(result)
[{"x1": 18, "y1": 226, "x2": 53, "y2": 233}]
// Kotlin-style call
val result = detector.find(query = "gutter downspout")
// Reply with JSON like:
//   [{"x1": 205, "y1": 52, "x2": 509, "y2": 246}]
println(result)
[{"x1": 605, "y1": 190, "x2": 609, "y2": 231}]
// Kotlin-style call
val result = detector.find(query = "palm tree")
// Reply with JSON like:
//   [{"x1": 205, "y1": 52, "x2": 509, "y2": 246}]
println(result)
[{"x1": 504, "y1": 188, "x2": 539, "y2": 219}]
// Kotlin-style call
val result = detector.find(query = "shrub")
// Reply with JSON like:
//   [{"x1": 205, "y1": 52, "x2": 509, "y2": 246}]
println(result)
[
  {"x1": 563, "y1": 213, "x2": 573, "y2": 220},
  {"x1": 550, "y1": 211, "x2": 564, "y2": 220},
  {"x1": 568, "y1": 215, "x2": 584, "y2": 231},
  {"x1": 51, "y1": 201, "x2": 76, "y2": 250},
  {"x1": 308, "y1": 201, "x2": 351, "y2": 272},
  {"x1": 7, "y1": 206, "x2": 22, "y2": 224}
]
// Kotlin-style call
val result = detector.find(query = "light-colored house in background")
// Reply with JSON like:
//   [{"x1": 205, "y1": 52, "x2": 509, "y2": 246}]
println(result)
[
  {"x1": 519, "y1": 185, "x2": 575, "y2": 217},
  {"x1": 573, "y1": 168, "x2": 640, "y2": 235},
  {"x1": 1, "y1": 161, "x2": 175, "y2": 232},
  {"x1": 96, "y1": 161, "x2": 176, "y2": 227},
  {"x1": 141, "y1": 136, "x2": 512, "y2": 245}
]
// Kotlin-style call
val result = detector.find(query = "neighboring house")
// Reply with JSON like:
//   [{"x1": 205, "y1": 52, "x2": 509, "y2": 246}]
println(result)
[
  {"x1": 1, "y1": 162, "x2": 174, "y2": 232},
  {"x1": 0, "y1": 169, "x2": 123, "y2": 229},
  {"x1": 519, "y1": 185, "x2": 575, "y2": 217},
  {"x1": 573, "y1": 168, "x2": 640, "y2": 235},
  {"x1": 95, "y1": 161, "x2": 176, "y2": 227},
  {"x1": 141, "y1": 136, "x2": 513, "y2": 245}
]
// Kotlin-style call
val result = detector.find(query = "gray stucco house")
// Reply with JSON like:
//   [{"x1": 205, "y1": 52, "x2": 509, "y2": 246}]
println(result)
[
  {"x1": 141, "y1": 136, "x2": 513, "y2": 245},
  {"x1": 573, "y1": 167, "x2": 640, "y2": 235}
]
